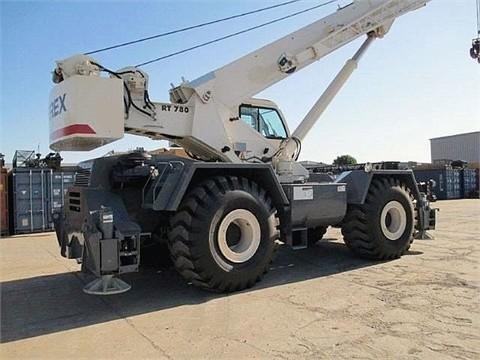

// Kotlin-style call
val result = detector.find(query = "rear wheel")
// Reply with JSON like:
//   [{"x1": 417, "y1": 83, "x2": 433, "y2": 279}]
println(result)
[
  {"x1": 342, "y1": 177, "x2": 415, "y2": 260},
  {"x1": 168, "y1": 176, "x2": 279, "y2": 292}
]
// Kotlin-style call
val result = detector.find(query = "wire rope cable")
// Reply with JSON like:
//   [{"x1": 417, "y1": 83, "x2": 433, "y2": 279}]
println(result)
[
  {"x1": 135, "y1": 0, "x2": 338, "y2": 67},
  {"x1": 84, "y1": 0, "x2": 305, "y2": 55}
]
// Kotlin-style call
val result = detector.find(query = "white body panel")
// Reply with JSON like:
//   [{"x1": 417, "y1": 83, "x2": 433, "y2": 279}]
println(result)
[
  {"x1": 125, "y1": 102, "x2": 193, "y2": 139},
  {"x1": 49, "y1": 76, "x2": 124, "y2": 151}
]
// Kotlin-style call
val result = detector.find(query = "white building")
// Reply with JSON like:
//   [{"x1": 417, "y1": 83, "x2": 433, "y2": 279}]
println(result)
[{"x1": 430, "y1": 131, "x2": 480, "y2": 165}]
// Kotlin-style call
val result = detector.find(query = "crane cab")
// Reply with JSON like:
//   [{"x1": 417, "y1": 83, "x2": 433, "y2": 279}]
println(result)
[{"x1": 222, "y1": 98, "x2": 292, "y2": 163}]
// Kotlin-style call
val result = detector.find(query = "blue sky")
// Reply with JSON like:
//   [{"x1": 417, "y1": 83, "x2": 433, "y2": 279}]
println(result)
[{"x1": 1, "y1": 0, "x2": 479, "y2": 165}]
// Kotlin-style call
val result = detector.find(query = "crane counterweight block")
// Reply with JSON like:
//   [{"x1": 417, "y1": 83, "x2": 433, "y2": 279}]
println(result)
[{"x1": 49, "y1": 76, "x2": 125, "y2": 151}]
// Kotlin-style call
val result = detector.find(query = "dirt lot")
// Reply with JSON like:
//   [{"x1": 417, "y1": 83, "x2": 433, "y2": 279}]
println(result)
[{"x1": 1, "y1": 199, "x2": 479, "y2": 359}]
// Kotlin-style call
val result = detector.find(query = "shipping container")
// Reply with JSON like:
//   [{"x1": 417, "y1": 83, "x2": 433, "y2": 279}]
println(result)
[
  {"x1": 9, "y1": 168, "x2": 77, "y2": 234},
  {"x1": 413, "y1": 169, "x2": 461, "y2": 200},
  {"x1": 477, "y1": 169, "x2": 480, "y2": 197},
  {"x1": 47, "y1": 169, "x2": 76, "y2": 225},
  {"x1": 0, "y1": 167, "x2": 8, "y2": 236},
  {"x1": 477, "y1": 168, "x2": 480, "y2": 187},
  {"x1": 460, "y1": 169, "x2": 478, "y2": 198}
]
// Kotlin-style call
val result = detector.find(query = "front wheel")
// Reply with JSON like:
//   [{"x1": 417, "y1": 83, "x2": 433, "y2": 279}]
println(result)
[
  {"x1": 168, "y1": 176, "x2": 279, "y2": 292},
  {"x1": 342, "y1": 177, "x2": 415, "y2": 260}
]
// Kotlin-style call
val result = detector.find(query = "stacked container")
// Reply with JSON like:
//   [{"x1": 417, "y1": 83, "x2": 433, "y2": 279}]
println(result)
[
  {"x1": 477, "y1": 169, "x2": 480, "y2": 194},
  {"x1": 0, "y1": 166, "x2": 8, "y2": 236},
  {"x1": 9, "y1": 168, "x2": 76, "y2": 234},
  {"x1": 460, "y1": 168, "x2": 479, "y2": 198},
  {"x1": 413, "y1": 168, "x2": 461, "y2": 200},
  {"x1": 48, "y1": 170, "x2": 76, "y2": 215}
]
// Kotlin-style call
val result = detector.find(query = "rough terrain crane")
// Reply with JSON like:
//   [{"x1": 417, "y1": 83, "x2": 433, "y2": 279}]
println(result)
[{"x1": 50, "y1": 0, "x2": 437, "y2": 295}]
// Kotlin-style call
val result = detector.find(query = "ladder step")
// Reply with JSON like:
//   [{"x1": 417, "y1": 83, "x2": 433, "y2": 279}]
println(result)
[{"x1": 291, "y1": 227, "x2": 308, "y2": 250}]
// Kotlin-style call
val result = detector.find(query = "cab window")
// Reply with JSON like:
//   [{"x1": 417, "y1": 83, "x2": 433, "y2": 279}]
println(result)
[{"x1": 239, "y1": 105, "x2": 287, "y2": 139}]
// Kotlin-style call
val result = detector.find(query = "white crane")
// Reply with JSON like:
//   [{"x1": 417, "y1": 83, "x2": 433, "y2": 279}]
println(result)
[{"x1": 49, "y1": 0, "x2": 436, "y2": 295}]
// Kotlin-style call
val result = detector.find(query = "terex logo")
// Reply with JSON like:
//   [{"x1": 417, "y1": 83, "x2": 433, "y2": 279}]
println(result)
[{"x1": 50, "y1": 93, "x2": 67, "y2": 119}]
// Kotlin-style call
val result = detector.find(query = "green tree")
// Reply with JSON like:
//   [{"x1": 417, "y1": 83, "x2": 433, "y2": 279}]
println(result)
[{"x1": 333, "y1": 155, "x2": 357, "y2": 166}]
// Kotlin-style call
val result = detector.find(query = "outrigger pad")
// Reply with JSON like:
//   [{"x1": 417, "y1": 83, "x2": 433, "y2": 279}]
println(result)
[
  {"x1": 83, "y1": 275, "x2": 131, "y2": 295},
  {"x1": 414, "y1": 231, "x2": 435, "y2": 240}
]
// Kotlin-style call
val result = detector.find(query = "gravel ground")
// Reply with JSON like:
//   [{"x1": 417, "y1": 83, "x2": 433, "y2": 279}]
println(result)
[{"x1": 1, "y1": 199, "x2": 479, "y2": 359}]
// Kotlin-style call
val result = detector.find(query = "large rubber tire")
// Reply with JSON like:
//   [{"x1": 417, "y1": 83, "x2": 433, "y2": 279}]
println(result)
[
  {"x1": 168, "y1": 176, "x2": 279, "y2": 292},
  {"x1": 341, "y1": 177, "x2": 415, "y2": 260}
]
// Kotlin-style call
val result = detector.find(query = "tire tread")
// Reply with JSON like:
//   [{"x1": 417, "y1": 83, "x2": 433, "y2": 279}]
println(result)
[
  {"x1": 342, "y1": 177, "x2": 415, "y2": 260},
  {"x1": 168, "y1": 175, "x2": 279, "y2": 292}
]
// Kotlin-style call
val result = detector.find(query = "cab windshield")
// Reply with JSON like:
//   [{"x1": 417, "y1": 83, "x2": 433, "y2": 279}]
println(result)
[{"x1": 239, "y1": 105, "x2": 287, "y2": 139}]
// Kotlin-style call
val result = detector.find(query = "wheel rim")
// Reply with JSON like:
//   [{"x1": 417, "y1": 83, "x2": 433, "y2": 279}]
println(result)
[
  {"x1": 217, "y1": 209, "x2": 261, "y2": 263},
  {"x1": 380, "y1": 200, "x2": 407, "y2": 241}
]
